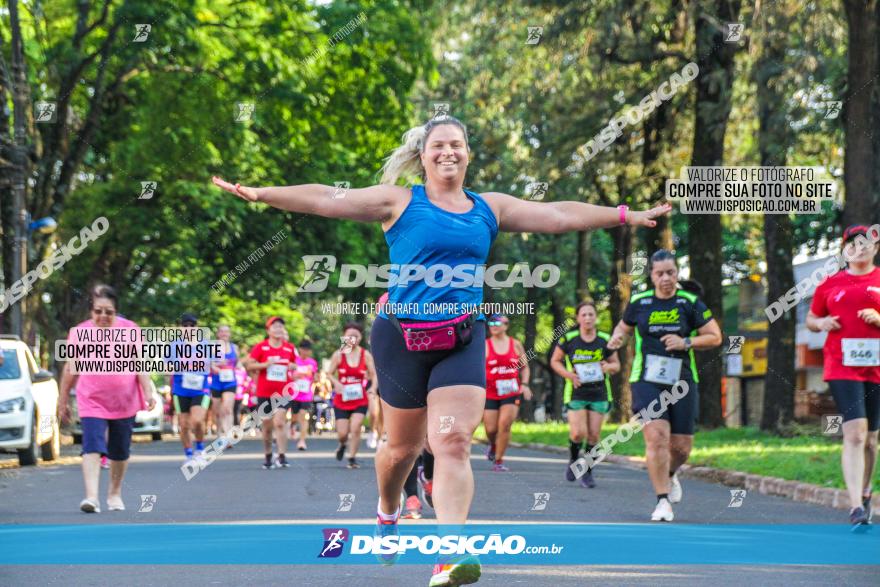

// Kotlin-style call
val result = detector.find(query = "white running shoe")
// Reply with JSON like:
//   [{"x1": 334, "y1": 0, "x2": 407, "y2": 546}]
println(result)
[
  {"x1": 651, "y1": 498, "x2": 674, "y2": 522},
  {"x1": 80, "y1": 498, "x2": 101, "y2": 514},
  {"x1": 669, "y1": 473, "x2": 682, "y2": 504},
  {"x1": 107, "y1": 496, "x2": 126, "y2": 511},
  {"x1": 367, "y1": 432, "x2": 378, "y2": 450}
]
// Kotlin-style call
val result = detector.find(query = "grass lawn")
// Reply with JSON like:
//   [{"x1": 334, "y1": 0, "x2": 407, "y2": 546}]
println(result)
[{"x1": 474, "y1": 422, "x2": 868, "y2": 490}]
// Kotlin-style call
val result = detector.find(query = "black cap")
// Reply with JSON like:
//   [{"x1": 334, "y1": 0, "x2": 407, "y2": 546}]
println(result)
[{"x1": 180, "y1": 312, "x2": 198, "y2": 325}]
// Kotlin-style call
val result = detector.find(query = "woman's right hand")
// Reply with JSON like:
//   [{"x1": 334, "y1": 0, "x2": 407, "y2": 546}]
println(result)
[
  {"x1": 565, "y1": 372, "x2": 581, "y2": 386},
  {"x1": 58, "y1": 402, "x2": 69, "y2": 425},
  {"x1": 212, "y1": 176, "x2": 260, "y2": 202}
]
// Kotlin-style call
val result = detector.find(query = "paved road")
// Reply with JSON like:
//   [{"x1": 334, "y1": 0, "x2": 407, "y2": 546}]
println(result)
[{"x1": 0, "y1": 434, "x2": 876, "y2": 586}]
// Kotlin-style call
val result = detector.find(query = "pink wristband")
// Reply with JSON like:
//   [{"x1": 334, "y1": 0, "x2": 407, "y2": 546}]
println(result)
[{"x1": 618, "y1": 205, "x2": 629, "y2": 225}]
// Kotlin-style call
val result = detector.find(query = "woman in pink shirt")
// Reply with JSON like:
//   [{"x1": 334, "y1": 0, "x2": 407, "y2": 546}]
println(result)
[{"x1": 58, "y1": 284, "x2": 154, "y2": 513}]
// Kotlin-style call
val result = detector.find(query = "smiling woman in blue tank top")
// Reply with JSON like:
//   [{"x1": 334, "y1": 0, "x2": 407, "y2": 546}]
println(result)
[{"x1": 212, "y1": 117, "x2": 669, "y2": 586}]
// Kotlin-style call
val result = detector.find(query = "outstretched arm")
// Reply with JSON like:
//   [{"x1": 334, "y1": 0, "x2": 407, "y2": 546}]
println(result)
[
  {"x1": 482, "y1": 191, "x2": 671, "y2": 233},
  {"x1": 212, "y1": 177, "x2": 408, "y2": 223}
]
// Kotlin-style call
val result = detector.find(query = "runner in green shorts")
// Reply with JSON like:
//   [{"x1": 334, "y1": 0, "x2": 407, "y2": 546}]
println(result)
[{"x1": 550, "y1": 300, "x2": 620, "y2": 488}]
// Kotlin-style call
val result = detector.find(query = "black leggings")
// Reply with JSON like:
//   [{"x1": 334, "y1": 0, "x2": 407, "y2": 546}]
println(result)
[
  {"x1": 828, "y1": 379, "x2": 880, "y2": 430},
  {"x1": 404, "y1": 455, "x2": 422, "y2": 497}
]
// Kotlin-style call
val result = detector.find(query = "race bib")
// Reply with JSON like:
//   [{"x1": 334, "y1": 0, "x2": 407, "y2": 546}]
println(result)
[
  {"x1": 218, "y1": 368, "x2": 235, "y2": 383},
  {"x1": 495, "y1": 378, "x2": 520, "y2": 396},
  {"x1": 342, "y1": 383, "x2": 364, "y2": 402},
  {"x1": 182, "y1": 373, "x2": 205, "y2": 390},
  {"x1": 296, "y1": 365, "x2": 311, "y2": 374},
  {"x1": 267, "y1": 364, "x2": 288, "y2": 382},
  {"x1": 842, "y1": 338, "x2": 880, "y2": 367},
  {"x1": 293, "y1": 379, "x2": 311, "y2": 393},
  {"x1": 574, "y1": 362, "x2": 604, "y2": 384},
  {"x1": 644, "y1": 354, "x2": 682, "y2": 385}
]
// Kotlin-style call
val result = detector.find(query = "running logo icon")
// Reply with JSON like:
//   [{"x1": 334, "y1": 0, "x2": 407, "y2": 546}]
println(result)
[
  {"x1": 728, "y1": 489, "x2": 746, "y2": 508},
  {"x1": 39, "y1": 415, "x2": 55, "y2": 433},
  {"x1": 531, "y1": 492, "x2": 550, "y2": 511},
  {"x1": 139, "y1": 181, "x2": 157, "y2": 200},
  {"x1": 526, "y1": 182, "x2": 548, "y2": 201},
  {"x1": 298, "y1": 255, "x2": 337, "y2": 293},
  {"x1": 35, "y1": 101, "x2": 57, "y2": 123},
  {"x1": 337, "y1": 494, "x2": 355, "y2": 512},
  {"x1": 726, "y1": 336, "x2": 744, "y2": 354},
  {"x1": 823, "y1": 101, "x2": 842, "y2": 120},
  {"x1": 339, "y1": 335, "x2": 357, "y2": 354},
  {"x1": 431, "y1": 102, "x2": 450, "y2": 120},
  {"x1": 526, "y1": 26, "x2": 543, "y2": 45},
  {"x1": 331, "y1": 181, "x2": 350, "y2": 199},
  {"x1": 138, "y1": 495, "x2": 157, "y2": 513},
  {"x1": 822, "y1": 414, "x2": 843, "y2": 435},
  {"x1": 235, "y1": 103, "x2": 255, "y2": 122},
  {"x1": 630, "y1": 251, "x2": 647, "y2": 276},
  {"x1": 318, "y1": 528, "x2": 349, "y2": 558},
  {"x1": 724, "y1": 23, "x2": 744, "y2": 42},
  {"x1": 438, "y1": 416, "x2": 455, "y2": 434},
  {"x1": 133, "y1": 24, "x2": 151, "y2": 42}
]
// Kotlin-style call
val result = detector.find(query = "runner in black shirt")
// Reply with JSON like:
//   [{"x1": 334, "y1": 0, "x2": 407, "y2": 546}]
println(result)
[
  {"x1": 551, "y1": 300, "x2": 619, "y2": 488},
  {"x1": 608, "y1": 250, "x2": 721, "y2": 522}
]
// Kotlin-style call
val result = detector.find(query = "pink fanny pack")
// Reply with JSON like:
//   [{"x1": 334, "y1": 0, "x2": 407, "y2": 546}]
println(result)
[{"x1": 389, "y1": 312, "x2": 477, "y2": 352}]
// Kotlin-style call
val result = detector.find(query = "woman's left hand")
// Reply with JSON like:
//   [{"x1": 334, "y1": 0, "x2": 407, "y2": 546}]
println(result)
[
  {"x1": 660, "y1": 334, "x2": 687, "y2": 351},
  {"x1": 857, "y1": 308, "x2": 880, "y2": 327},
  {"x1": 146, "y1": 395, "x2": 157, "y2": 411},
  {"x1": 520, "y1": 384, "x2": 533, "y2": 401},
  {"x1": 627, "y1": 202, "x2": 672, "y2": 228}
]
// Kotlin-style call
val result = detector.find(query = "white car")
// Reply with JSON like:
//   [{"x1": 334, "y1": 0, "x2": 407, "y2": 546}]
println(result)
[
  {"x1": 0, "y1": 336, "x2": 61, "y2": 466},
  {"x1": 68, "y1": 380, "x2": 165, "y2": 443}
]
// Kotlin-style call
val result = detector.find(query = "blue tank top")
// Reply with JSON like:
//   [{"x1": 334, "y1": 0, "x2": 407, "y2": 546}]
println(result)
[
  {"x1": 378, "y1": 184, "x2": 498, "y2": 321},
  {"x1": 209, "y1": 342, "x2": 238, "y2": 390}
]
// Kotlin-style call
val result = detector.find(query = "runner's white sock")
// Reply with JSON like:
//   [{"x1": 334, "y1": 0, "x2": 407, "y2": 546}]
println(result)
[{"x1": 377, "y1": 500, "x2": 401, "y2": 521}]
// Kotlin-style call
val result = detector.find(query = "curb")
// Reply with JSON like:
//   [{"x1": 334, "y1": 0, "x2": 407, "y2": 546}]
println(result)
[{"x1": 480, "y1": 438, "x2": 880, "y2": 512}]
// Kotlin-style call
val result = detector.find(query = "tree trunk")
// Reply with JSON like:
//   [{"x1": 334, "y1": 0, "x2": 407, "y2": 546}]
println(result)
[
  {"x1": 757, "y1": 0, "x2": 797, "y2": 431},
  {"x1": 607, "y1": 224, "x2": 633, "y2": 423},
  {"x1": 523, "y1": 283, "x2": 540, "y2": 418},
  {"x1": 643, "y1": 101, "x2": 674, "y2": 255},
  {"x1": 575, "y1": 230, "x2": 592, "y2": 303},
  {"x1": 688, "y1": 0, "x2": 742, "y2": 429},
  {"x1": 7, "y1": 0, "x2": 31, "y2": 337},
  {"x1": 842, "y1": 0, "x2": 878, "y2": 227},
  {"x1": 873, "y1": 0, "x2": 880, "y2": 227}
]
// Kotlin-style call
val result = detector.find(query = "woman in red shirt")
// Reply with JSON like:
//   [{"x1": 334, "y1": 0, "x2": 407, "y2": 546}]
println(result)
[
  {"x1": 482, "y1": 314, "x2": 531, "y2": 472},
  {"x1": 326, "y1": 322, "x2": 378, "y2": 469},
  {"x1": 807, "y1": 224, "x2": 880, "y2": 529}
]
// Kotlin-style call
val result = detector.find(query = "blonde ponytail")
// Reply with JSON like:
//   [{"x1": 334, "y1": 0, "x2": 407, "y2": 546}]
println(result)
[
  {"x1": 380, "y1": 125, "x2": 427, "y2": 185},
  {"x1": 380, "y1": 117, "x2": 470, "y2": 185}
]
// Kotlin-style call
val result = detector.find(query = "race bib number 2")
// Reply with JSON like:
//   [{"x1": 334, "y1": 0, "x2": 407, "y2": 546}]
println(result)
[
  {"x1": 842, "y1": 338, "x2": 880, "y2": 367},
  {"x1": 644, "y1": 354, "x2": 682, "y2": 385}
]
